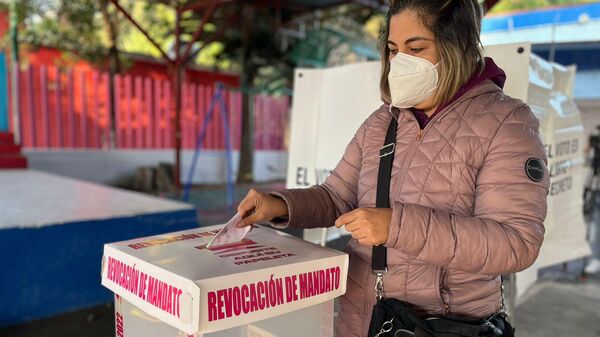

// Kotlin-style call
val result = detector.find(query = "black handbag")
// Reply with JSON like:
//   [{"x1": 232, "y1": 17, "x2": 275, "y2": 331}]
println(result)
[{"x1": 366, "y1": 116, "x2": 515, "y2": 337}]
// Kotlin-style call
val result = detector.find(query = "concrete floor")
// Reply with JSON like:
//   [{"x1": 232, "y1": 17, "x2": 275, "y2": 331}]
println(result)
[
  {"x1": 514, "y1": 278, "x2": 600, "y2": 337},
  {"x1": 0, "y1": 303, "x2": 116, "y2": 337}
]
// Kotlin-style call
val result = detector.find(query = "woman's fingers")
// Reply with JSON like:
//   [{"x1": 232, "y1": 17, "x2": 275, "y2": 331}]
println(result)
[
  {"x1": 238, "y1": 210, "x2": 264, "y2": 227},
  {"x1": 237, "y1": 193, "x2": 256, "y2": 218},
  {"x1": 350, "y1": 228, "x2": 367, "y2": 241},
  {"x1": 335, "y1": 209, "x2": 360, "y2": 228},
  {"x1": 358, "y1": 237, "x2": 376, "y2": 246},
  {"x1": 335, "y1": 208, "x2": 391, "y2": 246},
  {"x1": 350, "y1": 228, "x2": 377, "y2": 246},
  {"x1": 239, "y1": 188, "x2": 264, "y2": 216},
  {"x1": 237, "y1": 189, "x2": 267, "y2": 227},
  {"x1": 236, "y1": 189, "x2": 289, "y2": 227}
]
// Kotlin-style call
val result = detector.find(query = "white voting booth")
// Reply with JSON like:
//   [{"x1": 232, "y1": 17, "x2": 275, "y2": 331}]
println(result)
[
  {"x1": 287, "y1": 42, "x2": 591, "y2": 301},
  {"x1": 101, "y1": 225, "x2": 348, "y2": 337}
]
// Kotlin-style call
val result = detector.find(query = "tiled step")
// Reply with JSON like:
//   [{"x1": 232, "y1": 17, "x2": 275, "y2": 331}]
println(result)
[
  {"x1": 0, "y1": 132, "x2": 15, "y2": 145},
  {"x1": 0, "y1": 156, "x2": 28, "y2": 169},
  {"x1": 0, "y1": 144, "x2": 21, "y2": 155}
]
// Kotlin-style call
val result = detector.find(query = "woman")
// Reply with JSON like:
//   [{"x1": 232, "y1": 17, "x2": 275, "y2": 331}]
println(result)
[{"x1": 237, "y1": 1, "x2": 549, "y2": 336}]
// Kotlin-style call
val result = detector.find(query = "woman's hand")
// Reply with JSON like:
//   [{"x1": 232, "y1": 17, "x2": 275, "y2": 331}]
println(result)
[
  {"x1": 335, "y1": 208, "x2": 392, "y2": 246},
  {"x1": 236, "y1": 189, "x2": 289, "y2": 227}
]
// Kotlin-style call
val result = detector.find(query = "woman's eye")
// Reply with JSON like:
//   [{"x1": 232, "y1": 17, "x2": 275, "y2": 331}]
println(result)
[
  {"x1": 389, "y1": 49, "x2": 398, "y2": 55},
  {"x1": 410, "y1": 48, "x2": 424, "y2": 53}
]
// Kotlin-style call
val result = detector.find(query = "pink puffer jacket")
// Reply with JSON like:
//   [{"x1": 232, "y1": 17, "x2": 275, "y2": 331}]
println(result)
[{"x1": 272, "y1": 77, "x2": 549, "y2": 336}]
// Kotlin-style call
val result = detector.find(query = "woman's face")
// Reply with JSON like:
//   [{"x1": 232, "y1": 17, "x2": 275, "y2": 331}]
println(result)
[{"x1": 387, "y1": 10, "x2": 439, "y2": 111}]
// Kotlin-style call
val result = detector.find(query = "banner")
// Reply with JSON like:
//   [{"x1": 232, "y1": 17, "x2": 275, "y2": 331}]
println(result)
[{"x1": 287, "y1": 62, "x2": 382, "y2": 243}]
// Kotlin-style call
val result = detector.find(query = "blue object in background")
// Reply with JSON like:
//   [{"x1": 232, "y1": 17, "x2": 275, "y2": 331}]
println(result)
[
  {"x1": 482, "y1": 2, "x2": 600, "y2": 32},
  {"x1": 533, "y1": 46, "x2": 600, "y2": 71},
  {"x1": 0, "y1": 209, "x2": 198, "y2": 327},
  {"x1": 0, "y1": 52, "x2": 9, "y2": 132},
  {"x1": 183, "y1": 83, "x2": 235, "y2": 209}
]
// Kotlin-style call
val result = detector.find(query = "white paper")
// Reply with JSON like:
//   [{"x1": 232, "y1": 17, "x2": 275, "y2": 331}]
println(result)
[{"x1": 207, "y1": 213, "x2": 252, "y2": 248}]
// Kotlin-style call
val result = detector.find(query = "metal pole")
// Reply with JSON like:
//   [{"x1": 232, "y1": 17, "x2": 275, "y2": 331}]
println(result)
[
  {"x1": 549, "y1": 13, "x2": 560, "y2": 63},
  {"x1": 9, "y1": 0, "x2": 21, "y2": 144},
  {"x1": 174, "y1": 5, "x2": 182, "y2": 189},
  {"x1": 217, "y1": 84, "x2": 235, "y2": 209},
  {"x1": 108, "y1": 0, "x2": 172, "y2": 63},
  {"x1": 180, "y1": 0, "x2": 219, "y2": 62},
  {"x1": 183, "y1": 86, "x2": 220, "y2": 201}
]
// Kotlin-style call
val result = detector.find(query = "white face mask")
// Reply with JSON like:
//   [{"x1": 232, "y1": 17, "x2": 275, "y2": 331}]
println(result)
[{"x1": 388, "y1": 52, "x2": 439, "y2": 109}]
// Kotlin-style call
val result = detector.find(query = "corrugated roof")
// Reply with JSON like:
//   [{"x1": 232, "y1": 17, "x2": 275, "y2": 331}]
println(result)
[
  {"x1": 145, "y1": 0, "x2": 355, "y2": 10},
  {"x1": 483, "y1": 2, "x2": 600, "y2": 32}
]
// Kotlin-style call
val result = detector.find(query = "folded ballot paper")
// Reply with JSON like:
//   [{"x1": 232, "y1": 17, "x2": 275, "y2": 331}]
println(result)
[
  {"x1": 206, "y1": 213, "x2": 251, "y2": 248},
  {"x1": 101, "y1": 224, "x2": 348, "y2": 335}
]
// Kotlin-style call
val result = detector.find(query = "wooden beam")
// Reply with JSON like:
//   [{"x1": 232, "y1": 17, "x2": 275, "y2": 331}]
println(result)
[
  {"x1": 186, "y1": 24, "x2": 228, "y2": 62},
  {"x1": 178, "y1": 0, "x2": 234, "y2": 12},
  {"x1": 180, "y1": 0, "x2": 220, "y2": 62},
  {"x1": 173, "y1": 5, "x2": 182, "y2": 188},
  {"x1": 107, "y1": 0, "x2": 172, "y2": 63}
]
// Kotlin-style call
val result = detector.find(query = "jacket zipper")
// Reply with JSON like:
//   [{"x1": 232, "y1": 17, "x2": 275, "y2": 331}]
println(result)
[
  {"x1": 440, "y1": 267, "x2": 453, "y2": 315},
  {"x1": 416, "y1": 129, "x2": 423, "y2": 140},
  {"x1": 387, "y1": 106, "x2": 455, "y2": 317}
]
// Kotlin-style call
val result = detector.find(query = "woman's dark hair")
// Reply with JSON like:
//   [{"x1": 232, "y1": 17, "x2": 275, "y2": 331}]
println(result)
[{"x1": 380, "y1": 0, "x2": 485, "y2": 106}]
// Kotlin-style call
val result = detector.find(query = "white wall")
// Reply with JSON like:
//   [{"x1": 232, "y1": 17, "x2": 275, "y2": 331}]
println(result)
[{"x1": 23, "y1": 149, "x2": 287, "y2": 185}]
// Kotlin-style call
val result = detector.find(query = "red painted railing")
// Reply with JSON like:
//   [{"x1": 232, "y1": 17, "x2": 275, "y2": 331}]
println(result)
[{"x1": 13, "y1": 64, "x2": 289, "y2": 151}]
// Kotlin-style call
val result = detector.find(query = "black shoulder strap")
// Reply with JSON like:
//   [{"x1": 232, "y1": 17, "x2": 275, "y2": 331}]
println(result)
[{"x1": 371, "y1": 115, "x2": 397, "y2": 273}]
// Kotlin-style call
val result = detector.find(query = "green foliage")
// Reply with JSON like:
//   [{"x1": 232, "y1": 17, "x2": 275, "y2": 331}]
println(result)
[
  {"x1": 6, "y1": 0, "x2": 379, "y2": 92},
  {"x1": 120, "y1": 1, "x2": 233, "y2": 71},
  {"x1": 0, "y1": 0, "x2": 34, "y2": 25},
  {"x1": 11, "y1": 0, "x2": 109, "y2": 65}
]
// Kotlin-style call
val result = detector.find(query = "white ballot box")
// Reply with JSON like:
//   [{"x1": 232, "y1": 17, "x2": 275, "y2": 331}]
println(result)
[{"x1": 101, "y1": 225, "x2": 348, "y2": 337}]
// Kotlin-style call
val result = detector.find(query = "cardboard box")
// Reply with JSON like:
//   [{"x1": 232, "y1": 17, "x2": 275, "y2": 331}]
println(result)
[
  {"x1": 101, "y1": 225, "x2": 348, "y2": 335},
  {"x1": 114, "y1": 294, "x2": 334, "y2": 337}
]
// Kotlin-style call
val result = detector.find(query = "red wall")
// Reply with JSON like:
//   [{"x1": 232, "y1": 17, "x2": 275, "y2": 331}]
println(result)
[
  {"x1": 0, "y1": 11, "x2": 8, "y2": 39},
  {"x1": 126, "y1": 58, "x2": 239, "y2": 88},
  {"x1": 22, "y1": 46, "x2": 239, "y2": 88}
]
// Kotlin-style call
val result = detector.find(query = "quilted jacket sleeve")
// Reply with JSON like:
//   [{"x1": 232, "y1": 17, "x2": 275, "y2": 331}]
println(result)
[
  {"x1": 385, "y1": 104, "x2": 549, "y2": 275},
  {"x1": 268, "y1": 113, "x2": 374, "y2": 229}
]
